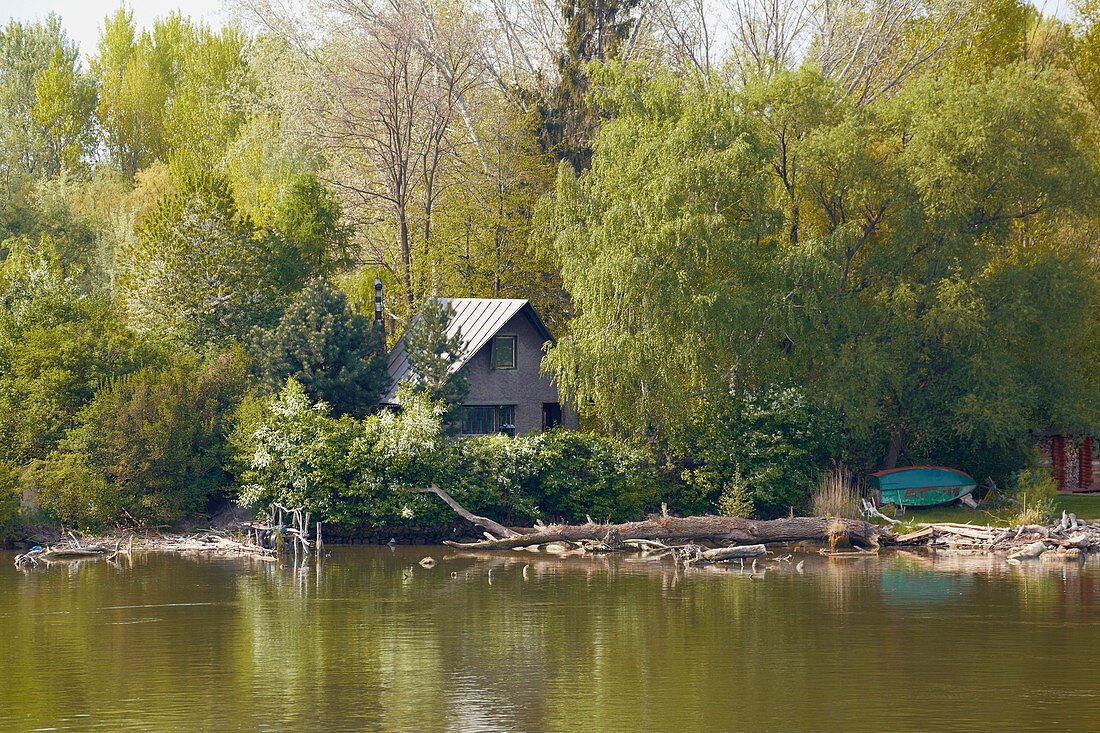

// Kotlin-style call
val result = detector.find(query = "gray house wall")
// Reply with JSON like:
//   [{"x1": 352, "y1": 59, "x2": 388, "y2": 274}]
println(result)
[{"x1": 462, "y1": 310, "x2": 578, "y2": 435}]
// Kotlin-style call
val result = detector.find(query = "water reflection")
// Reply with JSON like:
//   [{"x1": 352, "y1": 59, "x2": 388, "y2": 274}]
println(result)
[{"x1": 1, "y1": 547, "x2": 1099, "y2": 731}]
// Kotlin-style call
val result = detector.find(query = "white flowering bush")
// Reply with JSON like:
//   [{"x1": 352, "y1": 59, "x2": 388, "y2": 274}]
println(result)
[
  {"x1": 236, "y1": 379, "x2": 663, "y2": 528},
  {"x1": 237, "y1": 381, "x2": 451, "y2": 526}
]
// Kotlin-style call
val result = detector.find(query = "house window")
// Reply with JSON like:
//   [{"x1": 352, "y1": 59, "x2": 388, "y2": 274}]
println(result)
[
  {"x1": 498, "y1": 405, "x2": 516, "y2": 436},
  {"x1": 463, "y1": 405, "x2": 516, "y2": 436},
  {"x1": 464, "y1": 406, "x2": 495, "y2": 435},
  {"x1": 490, "y1": 335, "x2": 516, "y2": 370},
  {"x1": 542, "y1": 402, "x2": 562, "y2": 430}
]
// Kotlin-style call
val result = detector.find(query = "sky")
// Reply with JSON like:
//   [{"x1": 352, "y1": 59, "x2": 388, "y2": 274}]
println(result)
[
  {"x1": 2, "y1": 0, "x2": 1080, "y2": 63},
  {"x1": 5, "y1": 0, "x2": 228, "y2": 59}
]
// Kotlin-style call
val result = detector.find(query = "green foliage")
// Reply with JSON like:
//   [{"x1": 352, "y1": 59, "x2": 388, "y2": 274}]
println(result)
[
  {"x1": 253, "y1": 278, "x2": 387, "y2": 419},
  {"x1": 1006, "y1": 451, "x2": 1060, "y2": 524},
  {"x1": 21, "y1": 453, "x2": 119, "y2": 530},
  {"x1": 0, "y1": 257, "x2": 151, "y2": 463},
  {"x1": 92, "y1": 9, "x2": 252, "y2": 176},
  {"x1": 715, "y1": 473, "x2": 754, "y2": 518},
  {"x1": 525, "y1": 0, "x2": 641, "y2": 170},
  {"x1": 440, "y1": 430, "x2": 658, "y2": 525},
  {"x1": 540, "y1": 67, "x2": 781, "y2": 437},
  {"x1": 271, "y1": 174, "x2": 353, "y2": 292},
  {"x1": 0, "y1": 16, "x2": 97, "y2": 180},
  {"x1": 120, "y1": 170, "x2": 278, "y2": 347},
  {"x1": 542, "y1": 62, "x2": 1100, "y2": 478},
  {"x1": 238, "y1": 382, "x2": 448, "y2": 526},
  {"x1": 403, "y1": 297, "x2": 469, "y2": 417},
  {"x1": 238, "y1": 383, "x2": 659, "y2": 528},
  {"x1": 519, "y1": 430, "x2": 658, "y2": 523},
  {"x1": 667, "y1": 387, "x2": 843, "y2": 517},
  {"x1": 57, "y1": 348, "x2": 251, "y2": 525},
  {"x1": 0, "y1": 461, "x2": 19, "y2": 540}
]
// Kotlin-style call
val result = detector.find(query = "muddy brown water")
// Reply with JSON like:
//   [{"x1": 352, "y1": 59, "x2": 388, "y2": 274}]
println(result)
[{"x1": 1, "y1": 546, "x2": 1098, "y2": 732}]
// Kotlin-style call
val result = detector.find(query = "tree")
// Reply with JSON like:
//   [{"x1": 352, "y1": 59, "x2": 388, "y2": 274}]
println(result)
[
  {"x1": 0, "y1": 16, "x2": 96, "y2": 181},
  {"x1": 540, "y1": 68, "x2": 782, "y2": 436},
  {"x1": 253, "y1": 278, "x2": 388, "y2": 419},
  {"x1": 118, "y1": 170, "x2": 278, "y2": 347},
  {"x1": 403, "y1": 297, "x2": 469, "y2": 417},
  {"x1": 92, "y1": 9, "x2": 252, "y2": 177},
  {"x1": 270, "y1": 174, "x2": 353, "y2": 293},
  {"x1": 525, "y1": 0, "x2": 642, "y2": 170},
  {"x1": 92, "y1": 8, "x2": 169, "y2": 178},
  {"x1": 540, "y1": 64, "x2": 1100, "y2": 478}
]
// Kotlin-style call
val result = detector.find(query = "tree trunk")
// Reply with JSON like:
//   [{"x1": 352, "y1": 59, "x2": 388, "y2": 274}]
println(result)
[
  {"x1": 442, "y1": 515, "x2": 888, "y2": 551},
  {"x1": 416, "y1": 484, "x2": 519, "y2": 539},
  {"x1": 881, "y1": 424, "x2": 905, "y2": 471}
]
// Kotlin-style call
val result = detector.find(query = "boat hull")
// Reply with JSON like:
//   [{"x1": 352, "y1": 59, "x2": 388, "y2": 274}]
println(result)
[{"x1": 871, "y1": 466, "x2": 977, "y2": 508}]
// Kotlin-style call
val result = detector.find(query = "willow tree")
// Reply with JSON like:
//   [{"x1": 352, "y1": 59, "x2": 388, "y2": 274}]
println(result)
[
  {"x1": 541, "y1": 68, "x2": 785, "y2": 436},
  {"x1": 541, "y1": 63, "x2": 1100, "y2": 473}
]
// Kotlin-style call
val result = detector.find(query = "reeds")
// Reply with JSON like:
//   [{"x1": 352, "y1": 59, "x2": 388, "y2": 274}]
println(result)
[{"x1": 812, "y1": 464, "x2": 862, "y2": 519}]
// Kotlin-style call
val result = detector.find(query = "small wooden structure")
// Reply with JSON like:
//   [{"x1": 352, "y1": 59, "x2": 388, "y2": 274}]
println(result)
[{"x1": 1036, "y1": 432, "x2": 1096, "y2": 493}]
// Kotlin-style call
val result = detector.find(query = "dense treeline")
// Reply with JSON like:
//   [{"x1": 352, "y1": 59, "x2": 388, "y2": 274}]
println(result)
[{"x1": 2, "y1": 0, "x2": 1100, "y2": 535}]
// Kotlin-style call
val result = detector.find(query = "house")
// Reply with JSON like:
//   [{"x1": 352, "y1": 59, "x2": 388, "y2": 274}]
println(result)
[{"x1": 381, "y1": 298, "x2": 578, "y2": 436}]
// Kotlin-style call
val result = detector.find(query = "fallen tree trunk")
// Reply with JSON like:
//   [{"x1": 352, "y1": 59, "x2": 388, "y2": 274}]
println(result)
[
  {"x1": 703, "y1": 544, "x2": 767, "y2": 560},
  {"x1": 416, "y1": 484, "x2": 519, "y2": 539},
  {"x1": 440, "y1": 514, "x2": 889, "y2": 551}
]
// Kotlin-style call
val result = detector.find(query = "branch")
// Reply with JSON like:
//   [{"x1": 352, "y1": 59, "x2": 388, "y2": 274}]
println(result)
[{"x1": 416, "y1": 483, "x2": 520, "y2": 538}]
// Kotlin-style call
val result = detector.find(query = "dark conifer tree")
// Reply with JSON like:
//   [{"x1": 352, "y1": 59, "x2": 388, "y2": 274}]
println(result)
[
  {"x1": 254, "y1": 279, "x2": 387, "y2": 418},
  {"x1": 403, "y1": 297, "x2": 469, "y2": 418},
  {"x1": 524, "y1": 0, "x2": 640, "y2": 171}
]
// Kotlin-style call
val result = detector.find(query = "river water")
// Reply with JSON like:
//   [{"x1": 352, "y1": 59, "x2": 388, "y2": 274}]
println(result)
[{"x1": 1, "y1": 546, "x2": 1098, "y2": 732}]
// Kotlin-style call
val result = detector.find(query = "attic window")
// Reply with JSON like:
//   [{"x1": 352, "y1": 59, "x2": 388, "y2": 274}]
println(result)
[{"x1": 490, "y1": 335, "x2": 516, "y2": 370}]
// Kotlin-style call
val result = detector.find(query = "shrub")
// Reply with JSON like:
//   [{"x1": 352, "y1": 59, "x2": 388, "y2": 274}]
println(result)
[
  {"x1": 715, "y1": 472, "x2": 753, "y2": 518},
  {"x1": 524, "y1": 430, "x2": 659, "y2": 524},
  {"x1": 668, "y1": 386, "x2": 843, "y2": 517},
  {"x1": 0, "y1": 461, "x2": 20, "y2": 540},
  {"x1": 21, "y1": 453, "x2": 120, "y2": 530},
  {"x1": 59, "y1": 348, "x2": 251, "y2": 525},
  {"x1": 441, "y1": 434, "x2": 541, "y2": 525},
  {"x1": 238, "y1": 386, "x2": 661, "y2": 528},
  {"x1": 1007, "y1": 460, "x2": 1059, "y2": 526},
  {"x1": 238, "y1": 383, "x2": 449, "y2": 527}
]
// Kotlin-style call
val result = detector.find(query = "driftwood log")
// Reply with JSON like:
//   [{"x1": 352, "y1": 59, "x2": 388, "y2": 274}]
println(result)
[
  {"x1": 441, "y1": 515, "x2": 888, "y2": 550},
  {"x1": 417, "y1": 484, "x2": 889, "y2": 551}
]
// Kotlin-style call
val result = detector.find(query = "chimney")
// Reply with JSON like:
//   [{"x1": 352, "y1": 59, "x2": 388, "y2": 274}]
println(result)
[{"x1": 374, "y1": 278, "x2": 383, "y2": 332}]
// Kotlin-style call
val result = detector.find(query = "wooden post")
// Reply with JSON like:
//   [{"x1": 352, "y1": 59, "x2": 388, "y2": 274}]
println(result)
[
  {"x1": 316, "y1": 522, "x2": 323, "y2": 551},
  {"x1": 1081, "y1": 437, "x2": 1093, "y2": 491}
]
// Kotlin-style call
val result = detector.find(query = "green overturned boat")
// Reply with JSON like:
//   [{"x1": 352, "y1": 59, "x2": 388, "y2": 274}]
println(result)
[{"x1": 870, "y1": 466, "x2": 977, "y2": 508}]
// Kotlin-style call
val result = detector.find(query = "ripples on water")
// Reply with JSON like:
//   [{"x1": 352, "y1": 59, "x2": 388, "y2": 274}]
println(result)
[{"x1": 1, "y1": 547, "x2": 1098, "y2": 732}]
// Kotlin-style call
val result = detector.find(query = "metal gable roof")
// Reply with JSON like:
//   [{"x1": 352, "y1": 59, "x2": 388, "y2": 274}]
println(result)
[{"x1": 381, "y1": 298, "x2": 552, "y2": 403}]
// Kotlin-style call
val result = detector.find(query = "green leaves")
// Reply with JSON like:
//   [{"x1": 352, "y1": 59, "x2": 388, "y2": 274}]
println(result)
[
  {"x1": 543, "y1": 61, "x2": 1100, "y2": 482},
  {"x1": 543, "y1": 69, "x2": 784, "y2": 436},
  {"x1": 253, "y1": 278, "x2": 387, "y2": 419},
  {"x1": 121, "y1": 171, "x2": 278, "y2": 347},
  {"x1": 237, "y1": 381, "x2": 659, "y2": 527},
  {"x1": 402, "y1": 297, "x2": 469, "y2": 417}
]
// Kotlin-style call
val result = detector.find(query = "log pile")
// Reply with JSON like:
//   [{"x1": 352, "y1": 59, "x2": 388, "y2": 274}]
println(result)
[
  {"x1": 890, "y1": 510, "x2": 1100, "y2": 562},
  {"x1": 14, "y1": 529, "x2": 277, "y2": 569},
  {"x1": 421, "y1": 484, "x2": 1100, "y2": 566}
]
